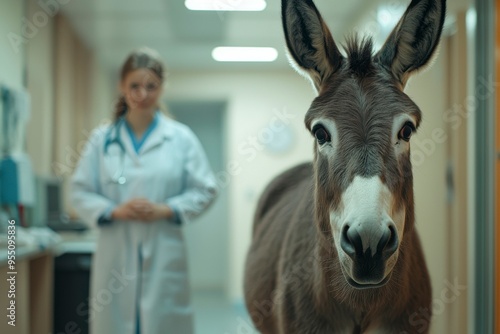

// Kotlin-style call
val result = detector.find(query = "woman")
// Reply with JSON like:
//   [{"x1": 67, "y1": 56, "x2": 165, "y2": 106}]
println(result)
[{"x1": 71, "y1": 47, "x2": 217, "y2": 334}]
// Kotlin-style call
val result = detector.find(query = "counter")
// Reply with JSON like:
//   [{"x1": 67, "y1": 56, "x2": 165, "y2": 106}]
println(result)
[
  {"x1": 54, "y1": 230, "x2": 97, "y2": 255},
  {"x1": 0, "y1": 246, "x2": 54, "y2": 334},
  {"x1": 0, "y1": 229, "x2": 96, "y2": 334}
]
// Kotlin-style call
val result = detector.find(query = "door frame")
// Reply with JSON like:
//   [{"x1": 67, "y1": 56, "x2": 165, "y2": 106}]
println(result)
[
  {"x1": 475, "y1": 0, "x2": 496, "y2": 332},
  {"x1": 496, "y1": 0, "x2": 500, "y2": 332}
]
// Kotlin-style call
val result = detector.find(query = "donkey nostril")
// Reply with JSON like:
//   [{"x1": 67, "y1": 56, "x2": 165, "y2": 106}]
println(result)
[
  {"x1": 340, "y1": 225, "x2": 355, "y2": 257},
  {"x1": 384, "y1": 225, "x2": 399, "y2": 256},
  {"x1": 341, "y1": 224, "x2": 364, "y2": 258}
]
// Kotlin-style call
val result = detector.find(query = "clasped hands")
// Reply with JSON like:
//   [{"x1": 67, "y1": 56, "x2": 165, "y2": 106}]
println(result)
[{"x1": 111, "y1": 198, "x2": 174, "y2": 222}]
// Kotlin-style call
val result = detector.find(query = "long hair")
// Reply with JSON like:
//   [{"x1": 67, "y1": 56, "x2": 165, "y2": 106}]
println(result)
[{"x1": 114, "y1": 47, "x2": 166, "y2": 121}]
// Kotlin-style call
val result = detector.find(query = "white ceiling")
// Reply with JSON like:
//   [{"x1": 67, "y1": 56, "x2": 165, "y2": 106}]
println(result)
[
  {"x1": 61, "y1": 0, "x2": 468, "y2": 75},
  {"x1": 61, "y1": 0, "x2": 384, "y2": 74}
]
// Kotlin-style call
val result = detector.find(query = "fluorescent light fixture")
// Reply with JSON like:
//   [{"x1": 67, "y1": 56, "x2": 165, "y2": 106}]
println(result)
[
  {"x1": 212, "y1": 47, "x2": 278, "y2": 62},
  {"x1": 185, "y1": 0, "x2": 266, "y2": 11},
  {"x1": 377, "y1": 7, "x2": 405, "y2": 27}
]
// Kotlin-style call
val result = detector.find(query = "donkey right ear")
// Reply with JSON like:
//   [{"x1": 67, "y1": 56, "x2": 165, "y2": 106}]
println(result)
[
  {"x1": 282, "y1": 0, "x2": 343, "y2": 92},
  {"x1": 376, "y1": 0, "x2": 446, "y2": 88}
]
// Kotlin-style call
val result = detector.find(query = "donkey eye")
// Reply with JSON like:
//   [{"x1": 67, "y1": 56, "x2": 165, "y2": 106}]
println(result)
[
  {"x1": 398, "y1": 122, "x2": 415, "y2": 142},
  {"x1": 312, "y1": 124, "x2": 331, "y2": 145}
]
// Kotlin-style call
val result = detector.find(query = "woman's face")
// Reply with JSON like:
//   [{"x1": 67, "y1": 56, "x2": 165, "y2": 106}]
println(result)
[{"x1": 121, "y1": 68, "x2": 163, "y2": 113}]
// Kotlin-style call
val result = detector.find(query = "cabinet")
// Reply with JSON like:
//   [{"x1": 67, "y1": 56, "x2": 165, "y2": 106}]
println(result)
[
  {"x1": 0, "y1": 249, "x2": 54, "y2": 334},
  {"x1": 53, "y1": 252, "x2": 91, "y2": 334}
]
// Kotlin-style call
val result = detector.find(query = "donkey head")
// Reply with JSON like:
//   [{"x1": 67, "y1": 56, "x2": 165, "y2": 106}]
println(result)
[{"x1": 282, "y1": 0, "x2": 445, "y2": 288}]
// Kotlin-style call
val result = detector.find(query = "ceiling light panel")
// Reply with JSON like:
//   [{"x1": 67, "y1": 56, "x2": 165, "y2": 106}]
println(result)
[
  {"x1": 185, "y1": 0, "x2": 266, "y2": 11},
  {"x1": 212, "y1": 47, "x2": 278, "y2": 62}
]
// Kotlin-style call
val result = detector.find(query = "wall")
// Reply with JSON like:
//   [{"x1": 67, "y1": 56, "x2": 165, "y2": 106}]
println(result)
[
  {"x1": 0, "y1": 1, "x2": 24, "y2": 90},
  {"x1": 50, "y1": 14, "x2": 114, "y2": 213},
  {"x1": 52, "y1": 14, "x2": 86, "y2": 210},
  {"x1": 447, "y1": 13, "x2": 471, "y2": 334},
  {"x1": 405, "y1": 44, "x2": 449, "y2": 334},
  {"x1": 89, "y1": 58, "x2": 115, "y2": 129},
  {"x1": 25, "y1": 0, "x2": 55, "y2": 176}
]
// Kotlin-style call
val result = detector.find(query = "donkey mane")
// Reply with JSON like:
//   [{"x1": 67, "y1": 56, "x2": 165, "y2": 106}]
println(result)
[{"x1": 343, "y1": 36, "x2": 375, "y2": 77}]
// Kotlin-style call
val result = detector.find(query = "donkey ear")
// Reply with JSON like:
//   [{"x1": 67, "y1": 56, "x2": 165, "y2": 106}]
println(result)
[
  {"x1": 282, "y1": 0, "x2": 343, "y2": 92},
  {"x1": 376, "y1": 0, "x2": 446, "y2": 87}
]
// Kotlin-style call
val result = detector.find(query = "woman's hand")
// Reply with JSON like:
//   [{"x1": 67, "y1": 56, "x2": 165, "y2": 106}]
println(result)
[
  {"x1": 112, "y1": 198, "x2": 174, "y2": 222},
  {"x1": 111, "y1": 200, "x2": 141, "y2": 221},
  {"x1": 132, "y1": 199, "x2": 174, "y2": 222}
]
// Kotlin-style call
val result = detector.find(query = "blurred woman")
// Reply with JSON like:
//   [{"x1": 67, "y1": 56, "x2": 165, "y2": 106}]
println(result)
[{"x1": 71, "y1": 47, "x2": 217, "y2": 334}]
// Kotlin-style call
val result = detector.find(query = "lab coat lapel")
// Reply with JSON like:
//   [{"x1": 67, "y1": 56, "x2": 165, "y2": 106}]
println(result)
[
  {"x1": 118, "y1": 122, "x2": 140, "y2": 163},
  {"x1": 138, "y1": 114, "x2": 173, "y2": 155}
]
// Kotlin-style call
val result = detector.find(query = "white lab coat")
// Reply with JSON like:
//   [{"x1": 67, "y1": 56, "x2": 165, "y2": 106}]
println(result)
[{"x1": 71, "y1": 113, "x2": 218, "y2": 334}]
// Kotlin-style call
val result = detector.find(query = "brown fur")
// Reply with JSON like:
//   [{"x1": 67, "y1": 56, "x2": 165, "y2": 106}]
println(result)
[
  {"x1": 245, "y1": 163, "x2": 431, "y2": 333},
  {"x1": 244, "y1": 0, "x2": 446, "y2": 333}
]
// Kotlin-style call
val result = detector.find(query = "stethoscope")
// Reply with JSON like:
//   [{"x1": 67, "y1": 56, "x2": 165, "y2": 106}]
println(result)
[{"x1": 104, "y1": 118, "x2": 127, "y2": 185}]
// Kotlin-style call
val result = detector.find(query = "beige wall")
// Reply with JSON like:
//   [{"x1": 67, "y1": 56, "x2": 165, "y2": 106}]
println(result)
[
  {"x1": 405, "y1": 45, "x2": 449, "y2": 334},
  {"x1": 89, "y1": 58, "x2": 115, "y2": 128},
  {"x1": 51, "y1": 14, "x2": 115, "y2": 212},
  {"x1": 0, "y1": 1, "x2": 24, "y2": 90},
  {"x1": 25, "y1": 0, "x2": 55, "y2": 176},
  {"x1": 405, "y1": 26, "x2": 472, "y2": 333}
]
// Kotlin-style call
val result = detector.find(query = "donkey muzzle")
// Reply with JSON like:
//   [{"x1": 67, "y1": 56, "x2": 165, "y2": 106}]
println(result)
[{"x1": 340, "y1": 223, "x2": 399, "y2": 287}]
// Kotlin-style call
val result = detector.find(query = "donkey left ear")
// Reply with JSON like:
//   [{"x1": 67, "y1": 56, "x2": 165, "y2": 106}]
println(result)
[
  {"x1": 376, "y1": 0, "x2": 446, "y2": 88},
  {"x1": 282, "y1": 0, "x2": 343, "y2": 92}
]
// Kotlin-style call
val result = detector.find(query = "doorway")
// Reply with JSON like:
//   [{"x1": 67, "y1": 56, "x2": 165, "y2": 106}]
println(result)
[{"x1": 167, "y1": 101, "x2": 229, "y2": 292}]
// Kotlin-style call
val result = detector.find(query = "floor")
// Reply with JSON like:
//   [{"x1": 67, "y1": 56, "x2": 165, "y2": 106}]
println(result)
[{"x1": 191, "y1": 290, "x2": 258, "y2": 334}]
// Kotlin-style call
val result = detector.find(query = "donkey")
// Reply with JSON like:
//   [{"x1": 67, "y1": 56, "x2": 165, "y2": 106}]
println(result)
[{"x1": 244, "y1": 0, "x2": 446, "y2": 333}]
